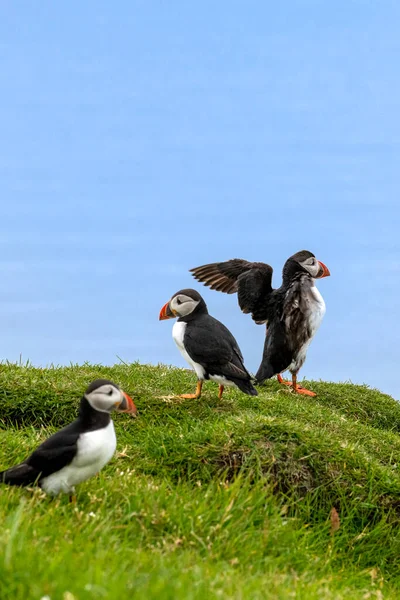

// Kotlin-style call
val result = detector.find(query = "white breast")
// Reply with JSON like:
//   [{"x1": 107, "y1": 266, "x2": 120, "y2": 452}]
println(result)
[
  {"x1": 172, "y1": 321, "x2": 206, "y2": 380},
  {"x1": 308, "y1": 285, "x2": 326, "y2": 336},
  {"x1": 41, "y1": 421, "x2": 117, "y2": 496},
  {"x1": 289, "y1": 284, "x2": 326, "y2": 374}
]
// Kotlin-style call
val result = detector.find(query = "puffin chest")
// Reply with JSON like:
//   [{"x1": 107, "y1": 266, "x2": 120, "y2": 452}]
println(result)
[
  {"x1": 284, "y1": 284, "x2": 326, "y2": 346},
  {"x1": 172, "y1": 321, "x2": 206, "y2": 379},
  {"x1": 74, "y1": 421, "x2": 117, "y2": 471},
  {"x1": 286, "y1": 285, "x2": 326, "y2": 373},
  {"x1": 305, "y1": 285, "x2": 326, "y2": 336}
]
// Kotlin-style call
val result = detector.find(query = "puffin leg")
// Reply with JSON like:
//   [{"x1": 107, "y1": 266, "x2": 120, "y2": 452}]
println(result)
[
  {"x1": 179, "y1": 380, "x2": 203, "y2": 399},
  {"x1": 218, "y1": 384, "x2": 224, "y2": 399},
  {"x1": 69, "y1": 494, "x2": 77, "y2": 504},
  {"x1": 277, "y1": 373, "x2": 292, "y2": 386},
  {"x1": 292, "y1": 374, "x2": 316, "y2": 397}
]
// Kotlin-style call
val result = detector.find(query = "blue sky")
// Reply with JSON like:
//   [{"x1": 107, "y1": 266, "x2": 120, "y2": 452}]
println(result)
[{"x1": 1, "y1": 2, "x2": 399, "y2": 398}]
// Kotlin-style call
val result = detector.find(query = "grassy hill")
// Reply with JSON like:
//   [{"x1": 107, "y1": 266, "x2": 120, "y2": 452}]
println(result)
[{"x1": 0, "y1": 362, "x2": 399, "y2": 599}]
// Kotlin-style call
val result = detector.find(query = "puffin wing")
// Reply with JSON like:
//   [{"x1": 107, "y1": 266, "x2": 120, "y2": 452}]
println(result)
[
  {"x1": 236, "y1": 266, "x2": 274, "y2": 322},
  {"x1": 0, "y1": 426, "x2": 79, "y2": 487},
  {"x1": 281, "y1": 279, "x2": 312, "y2": 348},
  {"x1": 190, "y1": 259, "x2": 253, "y2": 294},
  {"x1": 184, "y1": 317, "x2": 251, "y2": 381},
  {"x1": 0, "y1": 462, "x2": 42, "y2": 487},
  {"x1": 26, "y1": 425, "x2": 80, "y2": 478},
  {"x1": 190, "y1": 259, "x2": 273, "y2": 322}
]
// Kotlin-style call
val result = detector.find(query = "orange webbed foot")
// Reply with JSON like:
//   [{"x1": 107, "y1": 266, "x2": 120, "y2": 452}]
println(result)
[
  {"x1": 277, "y1": 374, "x2": 316, "y2": 397},
  {"x1": 293, "y1": 385, "x2": 316, "y2": 397}
]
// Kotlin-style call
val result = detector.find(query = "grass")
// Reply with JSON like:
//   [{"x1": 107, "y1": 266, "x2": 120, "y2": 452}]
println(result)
[{"x1": 0, "y1": 361, "x2": 399, "y2": 599}]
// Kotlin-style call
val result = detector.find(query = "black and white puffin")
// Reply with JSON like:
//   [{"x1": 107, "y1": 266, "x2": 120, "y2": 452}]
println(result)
[
  {"x1": 159, "y1": 288, "x2": 257, "y2": 399},
  {"x1": 190, "y1": 251, "x2": 330, "y2": 396},
  {"x1": 0, "y1": 379, "x2": 137, "y2": 500}
]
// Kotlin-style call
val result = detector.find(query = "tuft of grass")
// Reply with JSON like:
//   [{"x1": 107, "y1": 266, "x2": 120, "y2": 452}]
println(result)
[{"x1": 0, "y1": 362, "x2": 399, "y2": 599}]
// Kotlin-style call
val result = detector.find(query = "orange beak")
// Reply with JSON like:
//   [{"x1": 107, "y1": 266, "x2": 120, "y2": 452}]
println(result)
[
  {"x1": 317, "y1": 261, "x2": 330, "y2": 278},
  {"x1": 159, "y1": 301, "x2": 174, "y2": 320},
  {"x1": 117, "y1": 391, "x2": 138, "y2": 415}
]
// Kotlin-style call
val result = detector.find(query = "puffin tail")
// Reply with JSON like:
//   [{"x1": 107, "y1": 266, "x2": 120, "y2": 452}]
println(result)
[
  {"x1": 255, "y1": 323, "x2": 292, "y2": 385},
  {"x1": 234, "y1": 378, "x2": 258, "y2": 396},
  {"x1": 254, "y1": 361, "x2": 276, "y2": 385},
  {"x1": 0, "y1": 463, "x2": 39, "y2": 487}
]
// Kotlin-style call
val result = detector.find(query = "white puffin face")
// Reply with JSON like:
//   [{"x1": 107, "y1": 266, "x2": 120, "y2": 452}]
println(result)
[
  {"x1": 170, "y1": 293, "x2": 200, "y2": 317},
  {"x1": 85, "y1": 384, "x2": 126, "y2": 413},
  {"x1": 299, "y1": 255, "x2": 322, "y2": 279}
]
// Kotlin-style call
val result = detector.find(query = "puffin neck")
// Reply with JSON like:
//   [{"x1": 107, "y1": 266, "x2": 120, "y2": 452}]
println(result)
[
  {"x1": 78, "y1": 396, "x2": 111, "y2": 429},
  {"x1": 178, "y1": 299, "x2": 208, "y2": 322}
]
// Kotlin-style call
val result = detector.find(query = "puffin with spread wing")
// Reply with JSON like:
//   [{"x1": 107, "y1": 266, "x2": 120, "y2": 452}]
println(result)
[{"x1": 191, "y1": 251, "x2": 330, "y2": 396}]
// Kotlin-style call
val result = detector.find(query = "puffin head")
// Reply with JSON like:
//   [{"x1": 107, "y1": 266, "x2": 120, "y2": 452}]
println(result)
[
  {"x1": 84, "y1": 379, "x2": 137, "y2": 415},
  {"x1": 283, "y1": 250, "x2": 330, "y2": 281},
  {"x1": 159, "y1": 288, "x2": 208, "y2": 320}
]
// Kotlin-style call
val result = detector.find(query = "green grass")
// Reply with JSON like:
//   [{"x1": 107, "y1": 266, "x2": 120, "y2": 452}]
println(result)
[{"x1": 0, "y1": 362, "x2": 399, "y2": 599}]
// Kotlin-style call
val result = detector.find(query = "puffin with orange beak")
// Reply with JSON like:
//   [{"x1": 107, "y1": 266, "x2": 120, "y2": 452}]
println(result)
[
  {"x1": 190, "y1": 250, "x2": 330, "y2": 396},
  {"x1": 0, "y1": 379, "x2": 137, "y2": 501},
  {"x1": 159, "y1": 288, "x2": 257, "y2": 400}
]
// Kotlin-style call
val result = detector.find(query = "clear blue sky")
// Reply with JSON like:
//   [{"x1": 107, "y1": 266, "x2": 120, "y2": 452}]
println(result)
[{"x1": 1, "y1": 2, "x2": 399, "y2": 398}]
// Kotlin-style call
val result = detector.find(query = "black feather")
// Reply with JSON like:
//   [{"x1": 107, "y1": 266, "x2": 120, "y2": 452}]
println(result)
[
  {"x1": 0, "y1": 463, "x2": 40, "y2": 487},
  {"x1": 190, "y1": 259, "x2": 273, "y2": 322},
  {"x1": 182, "y1": 313, "x2": 258, "y2": 396}
]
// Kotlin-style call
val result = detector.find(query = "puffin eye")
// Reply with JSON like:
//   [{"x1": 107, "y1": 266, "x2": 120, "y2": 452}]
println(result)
[
  {"x1": 108, "y1": 389, "x2": 113, "y2": 396},
  {"x1": 176, "y1": 297, "x2": 182, "y2": 305}
]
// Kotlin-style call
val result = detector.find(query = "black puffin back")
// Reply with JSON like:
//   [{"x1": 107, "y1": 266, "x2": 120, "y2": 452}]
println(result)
[{"x1": 182, "y1": 311, "x2": 258, "y2": 396}]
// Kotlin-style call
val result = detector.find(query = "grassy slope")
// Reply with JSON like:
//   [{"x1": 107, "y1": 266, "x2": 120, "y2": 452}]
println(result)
[{"x1": 0, "y1": 363, "x2": 399, "y2": 599}]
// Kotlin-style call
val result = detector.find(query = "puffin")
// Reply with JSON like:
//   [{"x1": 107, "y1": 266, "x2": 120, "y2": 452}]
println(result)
[
  {"x1": 159, "y1": 288, "x2": 257, "y2": 399},
  {"x1": 190, "y1": 250, "x2": 330, "y2": 396},
  {"x1": 0, "y1": 379, "x2": 137, "y2": 501}
]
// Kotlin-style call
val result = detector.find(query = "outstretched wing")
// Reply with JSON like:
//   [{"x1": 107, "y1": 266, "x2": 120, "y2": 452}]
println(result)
[
  {"x1": 190, "y1": 259, "x2": 274, "y2": 322},
  {"x1": 190, "y1": 259, "x2": 253, "y2": 294}
]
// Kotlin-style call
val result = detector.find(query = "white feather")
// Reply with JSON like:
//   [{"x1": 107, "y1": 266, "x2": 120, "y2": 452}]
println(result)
[
  {"x1": 289, "y1": 284, "x2": 326, "y2": 373},
  {"x1": 172, "y1": 321, "x2": 206, "y2": 380},
  {"x1": 208, "y1": 374, "x2": 235, "y2": 387},
  {"x1": 308, "y1": 284, "x2": 326, "y2": 336}
]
